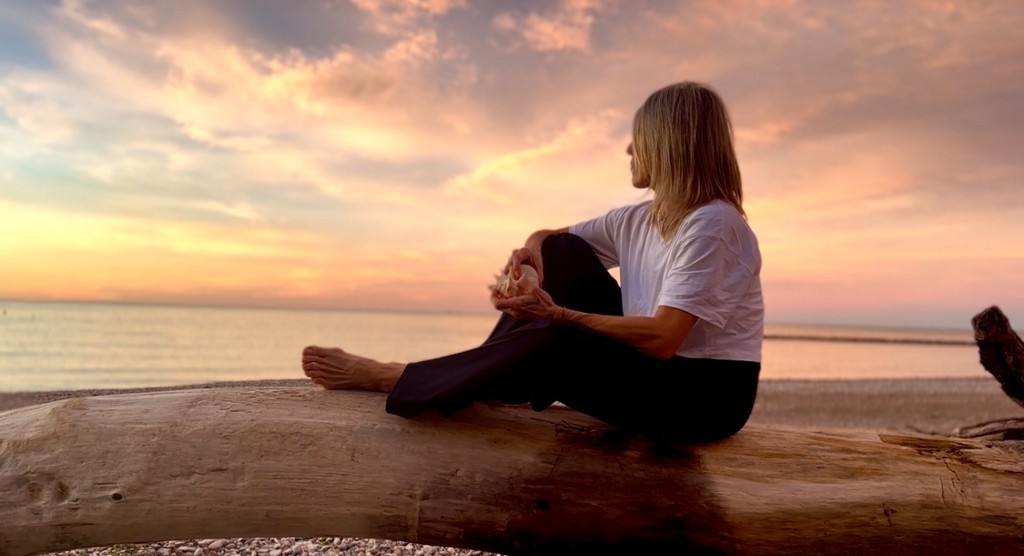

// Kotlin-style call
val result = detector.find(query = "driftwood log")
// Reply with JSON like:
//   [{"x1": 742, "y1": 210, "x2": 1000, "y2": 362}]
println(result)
[
  {"x1": 972, "y1": 306, "x2": 1024, "y2": 406},
  {"x1": 4, "y1": 387, "x2": 1024, "y2": 556},
  {"x1": 958, "y1": 306, "x2": 1024, "y2": 440}
]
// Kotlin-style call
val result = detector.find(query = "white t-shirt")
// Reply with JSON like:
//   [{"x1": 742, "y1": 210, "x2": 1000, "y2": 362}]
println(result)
[{"x1": 569, "y1": 199, "x2": 763, "y2": 362}]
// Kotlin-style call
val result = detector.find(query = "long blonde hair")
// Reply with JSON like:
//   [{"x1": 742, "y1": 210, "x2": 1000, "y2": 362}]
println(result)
[{"x1": 632, "y1": 82, "x2": 743, "y2": 238}]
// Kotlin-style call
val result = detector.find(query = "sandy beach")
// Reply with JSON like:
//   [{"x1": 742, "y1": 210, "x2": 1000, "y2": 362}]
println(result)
[{"x1": 4, "y1": 377, "x2": 1022, "y2": 556}]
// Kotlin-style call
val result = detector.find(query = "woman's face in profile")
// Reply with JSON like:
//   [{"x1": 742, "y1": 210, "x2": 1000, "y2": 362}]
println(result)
[{"x1": 626, "y1": 141, "x2": 649, "y2": 189}]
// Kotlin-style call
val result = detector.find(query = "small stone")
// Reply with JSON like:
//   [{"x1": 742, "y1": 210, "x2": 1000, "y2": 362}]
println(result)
[
  {"x1": 209, "y1": 540, "x2": 227, "y2": 551},
  {"x1": 270, "y1": 550, "x2": 282, "y2": 556},
  {"x1": 194, "y1": 549, "x2": 204, "y2": 556}
]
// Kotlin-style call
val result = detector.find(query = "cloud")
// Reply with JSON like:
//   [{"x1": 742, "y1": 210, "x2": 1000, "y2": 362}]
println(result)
[
  {"x1": 0, "y1": 96, "x2": 75, "y2": 145},
  {"x1": 56, "y1": 0, "x2": 128, "y2": 42},
  {"x1": 5, "y1": 2, "x2": 488, "y2": 207},
  {"x1": 493, "y1": 0, "x2": 600, "y2": 52},
  {"x1": 1, "y1": 0, "x2": 1022, "y2": 324},
  {"x1": 184, "y1": 200, "x2": 265, "y2": 223},
  {"x1": 351, "y1": 0, "x2": 466, "y2": 36},
  {"x1": 384, "y1": 30, "x2": 439, "y2": 64}
]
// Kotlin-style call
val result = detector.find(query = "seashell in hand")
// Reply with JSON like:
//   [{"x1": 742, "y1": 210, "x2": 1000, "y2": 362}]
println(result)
[{"x1": 492, "y1": 264, "x2": 540, "y2": 298}]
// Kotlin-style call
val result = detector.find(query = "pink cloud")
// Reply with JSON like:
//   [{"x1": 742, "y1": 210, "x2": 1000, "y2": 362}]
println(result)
[{"x1": 493, "y1": 0, "x2": 601, "y2": 52}]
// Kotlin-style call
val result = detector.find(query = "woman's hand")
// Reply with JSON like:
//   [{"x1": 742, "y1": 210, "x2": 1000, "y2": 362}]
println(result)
[
  {"x1": 503, "y1": 228, "x2": 568, "y2": 286},
  {"x1": 492, "y1": 284, "x2": 559, "y2": 321},
  {"x1": 505, "y1": 244, "x2": 545, "y2": 286}
]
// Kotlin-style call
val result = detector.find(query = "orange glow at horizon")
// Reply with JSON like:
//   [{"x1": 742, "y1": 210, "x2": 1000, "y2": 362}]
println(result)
[{"x1": 1, "y1": 0, "x2": 1022, "y2": 328}]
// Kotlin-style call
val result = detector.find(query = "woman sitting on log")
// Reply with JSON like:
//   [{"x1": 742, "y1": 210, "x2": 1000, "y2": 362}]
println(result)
[{"x1": 301, "y1": 81, "x2": 764, "y2": 442}]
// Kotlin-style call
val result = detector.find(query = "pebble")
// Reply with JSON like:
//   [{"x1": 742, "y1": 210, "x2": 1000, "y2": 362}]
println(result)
[{"x1": 40, "y1": 538, "x2": 502, "y2": 556}]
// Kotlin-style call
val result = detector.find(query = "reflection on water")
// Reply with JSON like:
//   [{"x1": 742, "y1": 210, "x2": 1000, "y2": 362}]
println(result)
[{"x1": 0, "y1": 300, "x2": 988, "y2": 391}]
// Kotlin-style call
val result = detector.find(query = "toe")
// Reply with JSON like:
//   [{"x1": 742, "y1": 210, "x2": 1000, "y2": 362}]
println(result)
[{"x1": 303, "y1": 346, "x2": 322, "y2": 356}]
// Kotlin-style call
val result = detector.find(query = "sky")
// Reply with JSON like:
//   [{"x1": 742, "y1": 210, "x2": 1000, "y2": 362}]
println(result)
[{"x1": 0, "y1": 0, "x2": 1022, "y2": 329}]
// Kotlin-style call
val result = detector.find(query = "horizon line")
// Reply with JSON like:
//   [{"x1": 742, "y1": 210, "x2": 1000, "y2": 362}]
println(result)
[{"x1": 0, "y1": 296, "x2": 978, "y2": 333}]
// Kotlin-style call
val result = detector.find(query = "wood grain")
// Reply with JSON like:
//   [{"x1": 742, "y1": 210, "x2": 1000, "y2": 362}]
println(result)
[{"x1": 4, "y1": 388, "x2": 1024, "y2": 555}]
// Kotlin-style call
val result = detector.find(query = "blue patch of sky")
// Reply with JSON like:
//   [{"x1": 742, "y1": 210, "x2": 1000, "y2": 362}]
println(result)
[
  {"x1": 0, "y1": 2, "x2": 55, "y2": 68},
  {"x1": 0, "y1": 154, "x2": 110, "y2": 210},
  {"x1": 0, "y1": 24, "x2": 52, "y2": 71}
]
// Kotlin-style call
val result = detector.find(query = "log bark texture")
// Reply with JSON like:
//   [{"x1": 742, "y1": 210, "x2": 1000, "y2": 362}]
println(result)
[{"x1": 3, "y1": 388, "x2": 1024, "y2": 556}]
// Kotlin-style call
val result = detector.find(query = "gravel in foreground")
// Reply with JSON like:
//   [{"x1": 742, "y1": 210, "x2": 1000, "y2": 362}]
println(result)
[{"x1": 46, "y1": 537, "x2": 501, "y2": 556}]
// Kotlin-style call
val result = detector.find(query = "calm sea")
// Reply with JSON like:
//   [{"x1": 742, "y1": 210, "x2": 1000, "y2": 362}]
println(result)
[{"x1": 0, "y1": 300, "x2": 986, "y2": 392}]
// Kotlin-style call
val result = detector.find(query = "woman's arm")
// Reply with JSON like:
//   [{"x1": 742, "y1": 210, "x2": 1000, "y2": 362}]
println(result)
[
  {"x1": 561, "y1": 305, "x2": 697, "y2": 360},
  {"x1": 492, "y1": 289, "x2": 697, "y2": 360},
  {"x1": 498, "y1": 226, "x2": 697, "y2": 359}
]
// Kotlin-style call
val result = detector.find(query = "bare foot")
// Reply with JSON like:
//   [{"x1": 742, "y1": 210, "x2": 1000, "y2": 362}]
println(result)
[{"x1": 301, "y1": 346, "x2": 405, "y2": 392}]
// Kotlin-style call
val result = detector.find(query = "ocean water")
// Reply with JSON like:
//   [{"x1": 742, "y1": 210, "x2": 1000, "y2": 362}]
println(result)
[{"x1": 0, "y1": 300, "x2": 987, "y2": 392}]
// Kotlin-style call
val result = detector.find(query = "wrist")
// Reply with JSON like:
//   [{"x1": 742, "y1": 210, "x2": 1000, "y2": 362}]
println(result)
[{"x1": 553, "y1": 306, "x2": 566, "y2": 320}]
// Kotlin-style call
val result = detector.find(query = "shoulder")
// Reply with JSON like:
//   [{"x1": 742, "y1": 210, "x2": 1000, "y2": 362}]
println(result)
[
  {"x1": 673, "y1": 201, "x2": 759, "y2": 258},
  {"x1": 583, "y1": 200, "x2": 652, "y2": 231},
  {"x1": 675, "y1": 201, "x2": 761, "y2": 268},
  {"x1": 677, "y1": 200, "x2": 744, "y2": 237},
  {"x1": 609, "y1": 200, "x2": 652, "y2": 222},
  {"x1": 570, "y1": 201, "x2": 653, "y2": 246}
]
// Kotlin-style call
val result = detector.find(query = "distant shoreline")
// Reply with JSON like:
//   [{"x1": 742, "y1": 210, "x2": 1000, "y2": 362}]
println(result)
[{"x1": 763, "y1": 334, "x2": 975, "y2": 346}]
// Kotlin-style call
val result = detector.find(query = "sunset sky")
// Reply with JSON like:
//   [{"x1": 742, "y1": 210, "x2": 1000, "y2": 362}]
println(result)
[{"x1": 1, "y1": 0, "x2": 1022, "y2": 328}]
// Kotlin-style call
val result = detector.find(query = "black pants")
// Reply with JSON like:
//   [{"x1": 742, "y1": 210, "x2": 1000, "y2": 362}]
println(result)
[{"x1": 386, "y1": 234, "x2": 760, "y2": 442}]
